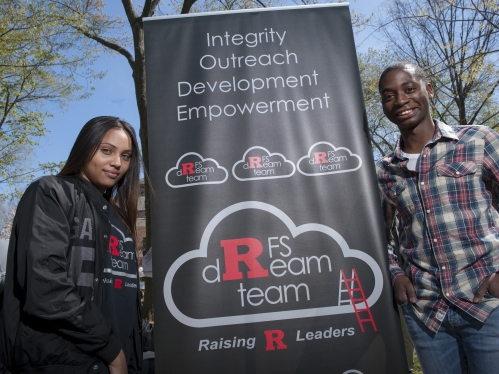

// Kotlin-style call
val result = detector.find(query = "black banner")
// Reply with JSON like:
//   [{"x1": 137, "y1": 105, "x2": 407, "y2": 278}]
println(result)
[{"x1": 144, "y1": 4, "x2": 407, "y2": 373}]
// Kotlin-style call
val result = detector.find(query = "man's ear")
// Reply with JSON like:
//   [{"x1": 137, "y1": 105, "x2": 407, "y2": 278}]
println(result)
[{"x1": 426, "y1": 83, "x2": 434, "y2": 99}]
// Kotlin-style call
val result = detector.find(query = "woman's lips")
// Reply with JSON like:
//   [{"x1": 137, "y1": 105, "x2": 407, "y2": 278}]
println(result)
[{"x1": 104, "y1": 170, "x2": 119, "y2": 179}]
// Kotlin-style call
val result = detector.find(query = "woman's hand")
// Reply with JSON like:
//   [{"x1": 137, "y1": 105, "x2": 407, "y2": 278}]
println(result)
[{"x1": 108, "y1": 349, "x2": 127, "y2": 374}]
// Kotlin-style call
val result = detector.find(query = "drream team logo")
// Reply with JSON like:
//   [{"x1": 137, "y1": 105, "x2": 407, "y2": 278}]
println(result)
[
  {"x1": 297, "y1": 141, "x2": 362, "y2": 176},
  {"x1": 163, "y1": 201, "x2": 383, "y2": 328},
  {"x1": 165, "y1": 142, "x2": 362, "y2": 187},
  {"x1": 165, "y1": 152, "x2": 228, "y2": 188},
  {"x1": 105, "y1": 223, "x2": 136, "y2": 289},
  {"x1": 232, "y1": 146, "x2": 295, "y2": 181}
]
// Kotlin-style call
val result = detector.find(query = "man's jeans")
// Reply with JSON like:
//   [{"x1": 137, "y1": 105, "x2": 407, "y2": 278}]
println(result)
[{"x1": 401, "y1": 302, "x2": 499, "y2": 374}]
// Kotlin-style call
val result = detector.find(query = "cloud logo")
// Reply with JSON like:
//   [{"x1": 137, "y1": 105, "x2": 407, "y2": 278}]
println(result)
[
  {"x1": 163, "y1": 201, "x2": 383, "y2": 328},
  {"x1": 165, "y1": 152, "x2": 228, "y2": 188},
  {"x1": 232, "y1": 146, "x2": 295, "y2": 181},
  {"x1": 297, "y1": 142, "x2": 362, "y2": 176}
]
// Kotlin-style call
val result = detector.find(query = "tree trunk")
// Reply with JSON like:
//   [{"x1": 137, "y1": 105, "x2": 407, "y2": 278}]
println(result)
[
  {"x1": 134, "y1": 30, "x2": 154, "y2": 322},
  {"x1": 124, "y1": 0, "x2": 155, "y2": 320}
]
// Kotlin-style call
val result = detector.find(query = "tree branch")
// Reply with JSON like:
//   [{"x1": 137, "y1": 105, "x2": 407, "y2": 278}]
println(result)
[
  {"x1": 76, "y1": 26, "x2": 135, "y2": 70},
  {"x1": 181, "y1": 0, "x2": 198, "y2": 14},
  {"x1": 142, "y1": 0, "x2": 162, "y2": 18}
]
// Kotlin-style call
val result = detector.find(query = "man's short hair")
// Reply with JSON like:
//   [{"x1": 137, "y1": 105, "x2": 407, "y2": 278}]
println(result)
[{"x1": 378, "y1": 62, "x2": 428, "y2": 91}]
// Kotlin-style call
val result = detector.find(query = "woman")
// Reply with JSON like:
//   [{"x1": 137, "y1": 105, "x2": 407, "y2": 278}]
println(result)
[{"x1": 1, "y1": 116, "x2": 143, "y2": 373}]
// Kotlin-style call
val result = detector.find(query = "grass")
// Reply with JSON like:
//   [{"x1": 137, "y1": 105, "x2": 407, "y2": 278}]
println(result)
[{"x1": 412, "y1": 352, "x2": 422, "y2": 373}]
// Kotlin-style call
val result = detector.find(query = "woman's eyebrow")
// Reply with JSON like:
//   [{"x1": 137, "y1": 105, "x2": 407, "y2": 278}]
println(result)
[
  {"x1": 101, "y1": 142, "x2": 133, "y2": 152},
  {"x1": 100, "y1": 142, "x2": 117, "y2": 149}
]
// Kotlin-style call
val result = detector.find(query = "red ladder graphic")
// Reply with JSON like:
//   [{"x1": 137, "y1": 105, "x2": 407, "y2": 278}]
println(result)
[{"x1": 339, "y1": 268, "x2": 377, "y2": 332}]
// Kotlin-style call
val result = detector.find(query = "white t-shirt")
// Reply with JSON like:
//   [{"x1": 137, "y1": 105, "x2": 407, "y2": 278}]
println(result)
[{"x1": 400, "y1": 151, "x2": 421, "y2": 171}]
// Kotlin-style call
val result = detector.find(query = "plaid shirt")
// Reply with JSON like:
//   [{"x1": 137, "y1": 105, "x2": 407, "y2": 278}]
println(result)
[{"x1": 377, "y1": 120, "x2": 499, "y2": 333}]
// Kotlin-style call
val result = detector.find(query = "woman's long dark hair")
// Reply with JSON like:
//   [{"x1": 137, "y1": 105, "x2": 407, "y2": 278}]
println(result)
[{"x1": 58, "y1": 116, "x2": 141, "y2": 241}]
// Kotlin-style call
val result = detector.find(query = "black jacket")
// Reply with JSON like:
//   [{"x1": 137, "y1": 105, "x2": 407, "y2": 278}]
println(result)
[{"x1": 1, "y1": 176, "x2": 142, "y2": 373}]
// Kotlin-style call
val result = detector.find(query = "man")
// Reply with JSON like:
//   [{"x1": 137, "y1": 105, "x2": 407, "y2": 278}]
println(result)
[{"x1": 376, "y1": 62, "x2": 499, "y2": 373}]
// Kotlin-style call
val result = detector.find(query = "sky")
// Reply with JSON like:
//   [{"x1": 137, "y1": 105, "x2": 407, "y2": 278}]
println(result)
[{"x1": 30, "y1": 0, "x2": 386, "y2": 184}]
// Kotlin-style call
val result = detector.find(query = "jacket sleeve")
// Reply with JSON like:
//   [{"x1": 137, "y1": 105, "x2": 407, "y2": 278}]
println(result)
[{"x1": 13, "y1": 178, "x2": 121, "y2": 364}]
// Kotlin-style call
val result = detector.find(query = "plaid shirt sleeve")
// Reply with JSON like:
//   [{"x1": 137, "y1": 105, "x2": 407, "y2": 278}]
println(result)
[
  {"x1": 480, "y1": 127, "x2": 499, "y2": 278},
  {"x1": 377, "y1": 165, "x2": 406, "y2": 283},
  {"x1": 482, "y1": 127, "x2": 499, "y2": 183}
]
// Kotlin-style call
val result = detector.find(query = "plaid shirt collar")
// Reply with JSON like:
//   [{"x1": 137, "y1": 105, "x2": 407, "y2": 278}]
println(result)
[{"x1": 391, "y1": 119, "x2": 459, "y2": 162}]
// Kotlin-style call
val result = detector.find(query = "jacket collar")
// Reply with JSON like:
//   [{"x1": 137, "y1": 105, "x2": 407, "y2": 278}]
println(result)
[{"x1": 68, "y1": 175, "x2": 109, "y2": 204}]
